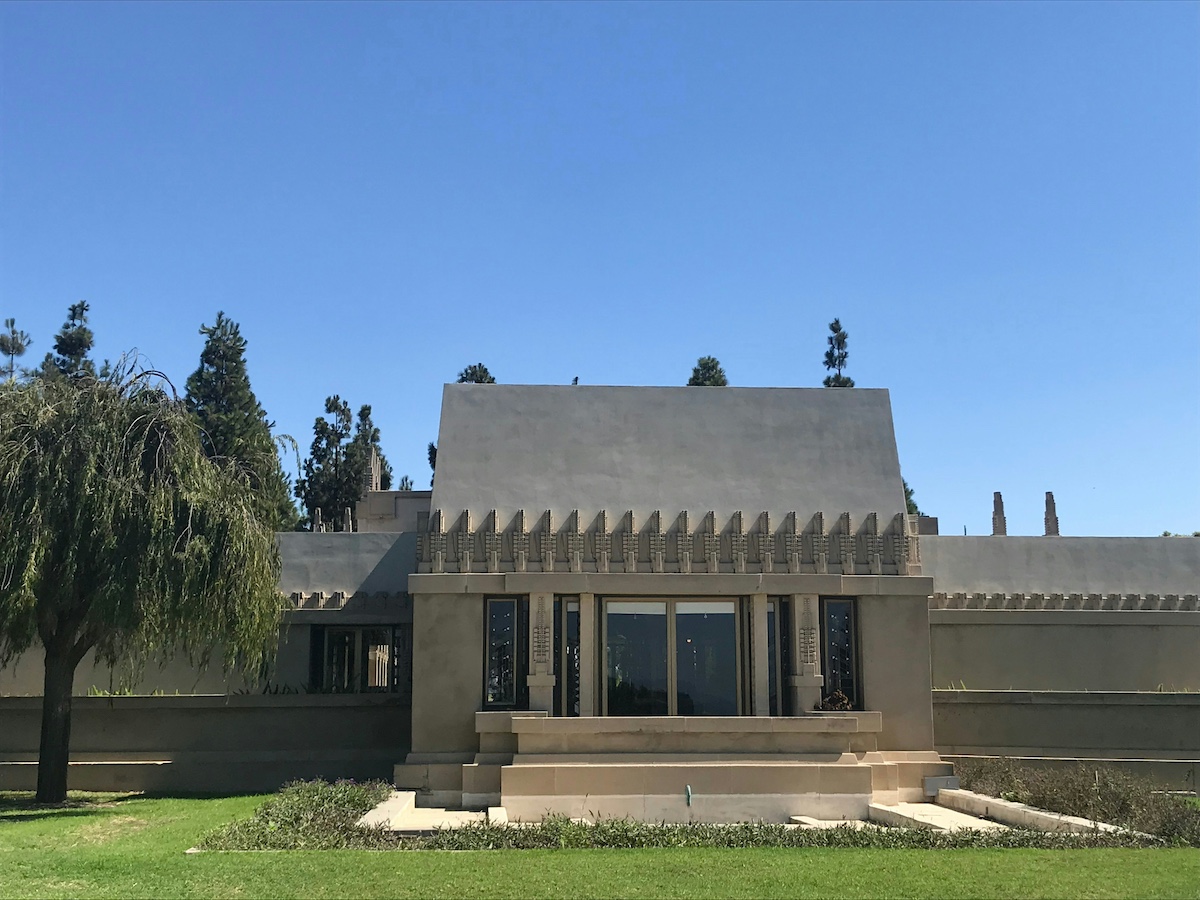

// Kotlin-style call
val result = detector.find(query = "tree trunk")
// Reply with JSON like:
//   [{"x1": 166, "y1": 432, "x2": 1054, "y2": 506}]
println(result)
[{"x1": 36, "y1": 644, "x2": 76, "y2": 803}]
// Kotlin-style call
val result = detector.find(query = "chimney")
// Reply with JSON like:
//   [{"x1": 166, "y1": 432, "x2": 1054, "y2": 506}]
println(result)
[
  {"x1": 992, "y1": 492, "x2": 1007, "y2": 536},
  {"x1": 1044, "y1": 492, "x2": 1059, "y2": 536}
]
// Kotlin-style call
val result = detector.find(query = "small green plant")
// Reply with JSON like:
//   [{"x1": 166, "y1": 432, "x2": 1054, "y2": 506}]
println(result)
[{"x1": 956, "y1": 758, "x2": 1200, "y2": 846}]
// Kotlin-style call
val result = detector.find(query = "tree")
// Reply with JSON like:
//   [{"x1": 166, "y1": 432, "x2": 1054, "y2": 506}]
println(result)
[
  {"x1": 904, "y1": 479, "x2": 923, "y2": 516},
  {"x1": 0, "y1": 369, "x2": 283, "y2": 802},
  {"x1": 457, "y1": 363, "x2": 496, "y2": 384},
  {"x1": 687, "y1": 356, "x2": 728, "y2": 386},
  {"x1": 295, "y1": 398, "x2": 392, "y2": 530},
  {"x1": 347, "y1": 404, "x2": 393, "y2": 491},
  {"x1": 184, "y1": 313, "x2": 298, "y2": 531},
  {"x1": 822, "y1": 318, "x2": 854, "y2": 388},
  {"x1": 397, "y1": 475, "x2": 414, "y2": 491},
  {"x1": 36, "y1": 302, "x2": 97, "y2": 381},
  {"x1": 0, "y1": 319, "x2": 32, "y2": 381},
  {"x1": 427, "y1": 441, "x2": 437, "y2": 487}
]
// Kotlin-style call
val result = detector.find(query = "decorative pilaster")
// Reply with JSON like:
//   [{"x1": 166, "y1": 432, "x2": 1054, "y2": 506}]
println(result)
[
  {"x1": 810, "y1": 513, "x2": 828, "y2": 574},
  {"x1": 428, "y1": 509, "x2": 446, "y2": 574},
  {"x1": 456, "y1": 510, "x2": 473, "y2": 574},
  {"x1": 730, "y1": 511, "x2": 747, "y2": 574},
  {"x1": 788, "y1": 594, "x2": 824, "y2": 713},
  {"x1": 702, "y1": 511, "x2": 719, "y2": 573},
  {"x1": 750, "y1": 593, "x2": 770, "y2": 715},
  {"x1": 567, "y1": 510, "x2": 584, "y2": 573},
  {"x1": 527, "y1": 592, "x2": 556, "y2": 712},
  {"x1": 621, "y1": 511, "x2": 638, "y2": 574},
  {"x1": 594, "y1": 510, "x2": 610, "y2": 573},
  {"x1": 539, "y1": 510, "x2": 555, "y2": 573},
  {"x1": 578, "y1": 592, "x2": 596, "y2": 716},
  {"x1": 865, "y1": 512, "x2": 883, "y2": 575},
  {"x1": 485, "y1": 509, "x2": 502, "y2": 574},
  {"x1": 648, "y1": 510, "x2": 666, "y2": 573},
  {"x1": 837, "y1": 512, "x2": 854, "y2": 573},
  {"x1": 512, "y1": 509, "x2": 529, "y2": 573},
  {"x1": 785, "y1": 512, "x2": 802, "y2": 574},
  {"x1": 756, "y1": 511, "x2": 774, "y2": 574},
  {"x1": 676, "y1": 511, "x2": 692, "y2": 574}
]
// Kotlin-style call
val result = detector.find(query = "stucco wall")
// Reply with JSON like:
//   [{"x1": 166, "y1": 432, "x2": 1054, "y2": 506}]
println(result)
[
  {"x1": 0, "y1": 626, "x2": 311, "y2": 697},
  {"x1": 0, "y1": 694, "x2": 411, "y2": 792},
  {"x1": 409, "y1": 593, "x2": 484, "y2": 759},
  {"x1": 933, "y1": 690, "x2": 1200, "y2": 773},
  {"x1": 860, "y1": 594, "x2": 936, "y2": 750},
  {"x1": 922, "y1": 536, "x2": 1200, "y2": 595},
  {"x1": 930, "y1": 611, "x2": 1200, "y2": 691}
]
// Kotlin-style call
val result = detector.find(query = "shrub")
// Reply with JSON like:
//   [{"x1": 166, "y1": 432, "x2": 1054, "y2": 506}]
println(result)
[
  {"x1": 200, "y1": 779, "x2": 395, "y2": 850},
  {"x1": 955, "y1": 758, "x2": 1200, "y2": 847}
]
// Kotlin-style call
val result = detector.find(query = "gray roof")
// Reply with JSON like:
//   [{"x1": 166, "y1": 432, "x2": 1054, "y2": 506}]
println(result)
[
  {"x1": 429, "y1": 384, "x2": 906, "y2": 525},
  {"x1": 922, "y1": 536, "x2": 1200, "y2": 595}
]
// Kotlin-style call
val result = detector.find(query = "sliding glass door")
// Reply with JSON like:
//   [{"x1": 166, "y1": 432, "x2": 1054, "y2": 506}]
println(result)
[{"x1": 604, "y1": 599, "x2": 740, "y2": 716}]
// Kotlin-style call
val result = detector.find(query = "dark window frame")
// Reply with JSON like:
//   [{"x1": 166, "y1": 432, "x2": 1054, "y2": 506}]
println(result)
[{"x1": 482, "y1": 596, "x2": 529, "y2": 710}]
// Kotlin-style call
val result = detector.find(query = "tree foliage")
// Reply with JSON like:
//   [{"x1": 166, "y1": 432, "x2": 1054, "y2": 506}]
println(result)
[
  {"x1": 822, "y1": 318, "x2": 854, "y2": 388},
  {"x1": 0, "y1": 318, "x2": 32, "y2": 381},
  {"x1": 904, "y1": 479, "x2": 923, "y2": 516},
  {"x1": 687, "y1": 356, "x2": 728, "y2": 386},
  {"x1": 295, "y1": 398, "x2": 392, "y2": 530},
  {"x1": 36, "y1": 302, "x2": 97, "y2": 381},
  {"x1": 457, "y1": 363, "x2": 496, "y2": 384},
  {"x1": 184, "y1": 313, "x2": 298, "y2": 531},
  {"x1": 0, "y1": 368, "x2": 284, "y2": 801}
]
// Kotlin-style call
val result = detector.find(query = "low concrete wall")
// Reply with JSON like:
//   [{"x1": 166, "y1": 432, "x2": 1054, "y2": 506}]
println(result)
[
  {"x1": 933, "y1": 690, "x2": 1200, "y2": 787},
  {"x1": 930, "y1": 611, "x2": 1200, "y2": 691},
  {"x1": 0, "y1": 694, "x2": 411, "y2": 793}
]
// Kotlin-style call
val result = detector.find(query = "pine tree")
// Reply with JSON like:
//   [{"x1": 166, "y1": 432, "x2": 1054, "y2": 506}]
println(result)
[
  {"x1": 347, "y1": 404, "x2": 393, "y2": 491},
  {"x1": 687, "y1": 356, "x2": 728, "y2": 386},
  {"x1": 822, "y1": 319, "x2": 854, "y2": 388},
  {"x1": 37, "y1": 302, "x2": 96, "y2": 381},
  {"x1": 904, "y1": 479, "x2": 923, "y2": 516},
  {"x1": 427, "y1": 441, "x2": 438, "y2": 487},
  {"x1": 184, "y1": 312, "x2": 298, "y2": 531},
  {"x1": 457, "y1": 363, "x2": 496, "y2": 384},
  {"x1": 0, "y1": 319, "x2": 32, "y2": 381},
  {"x1": 295, "y1": 397, "x2": 393, "y2": 530}
]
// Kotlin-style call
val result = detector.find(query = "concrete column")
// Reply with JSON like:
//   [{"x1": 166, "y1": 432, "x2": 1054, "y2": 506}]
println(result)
[
  {"x1": 526, "y1": 592, "x2": 556, "y2": 712},
  {"x1": 750, "y1": 592, "x2": 770, "y2": 716},
  {"x1": 578, "y1": 592, "x2": 596, "y2": 716},
  {"x1": 787, "y1": 593, "x2": 823, "y2": 714}
]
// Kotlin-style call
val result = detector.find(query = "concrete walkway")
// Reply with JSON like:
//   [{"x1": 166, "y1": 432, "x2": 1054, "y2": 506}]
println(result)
[
  {"x1": 358, "y1": 791, "x2": 487, "y2": 833},
  {"x1": 869, "y1": 802, "x2": 1007, "y2": 832}
]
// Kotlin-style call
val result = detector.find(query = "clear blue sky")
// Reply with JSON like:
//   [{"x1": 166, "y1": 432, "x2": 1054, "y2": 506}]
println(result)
[{"x1": 2, "y1": 1, "x2": 1197, "y2": 536}]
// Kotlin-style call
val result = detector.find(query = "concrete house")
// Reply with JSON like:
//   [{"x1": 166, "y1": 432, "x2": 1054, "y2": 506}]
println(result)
[{"x1": 2, "y1": 383, "x2": 1198, "y2": 808}]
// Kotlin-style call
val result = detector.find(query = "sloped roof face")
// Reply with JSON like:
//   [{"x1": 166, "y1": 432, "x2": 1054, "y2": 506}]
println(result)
[{"x1": 430, "y1": 384, "x2": 906, "y2": 524}]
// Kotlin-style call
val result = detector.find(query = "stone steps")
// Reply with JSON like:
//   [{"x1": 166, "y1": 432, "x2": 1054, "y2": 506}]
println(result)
[{"x1": 868, "y1": 801, "x2": 1007, "y2": 831}]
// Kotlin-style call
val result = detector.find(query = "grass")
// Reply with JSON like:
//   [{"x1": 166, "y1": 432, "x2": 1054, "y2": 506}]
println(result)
[{"x1": 3, "y1": 791, "x2": 1200, "y2": 899}]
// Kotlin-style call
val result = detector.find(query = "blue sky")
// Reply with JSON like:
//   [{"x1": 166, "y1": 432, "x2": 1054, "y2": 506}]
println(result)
[{"x1": 1, "y1": 1, "x2": 1197, "y2": 536}]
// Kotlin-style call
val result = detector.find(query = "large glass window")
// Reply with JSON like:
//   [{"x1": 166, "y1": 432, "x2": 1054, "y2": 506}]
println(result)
[
  {"x1": 675, "y1": 601, "x2": 738, "y2": 715},
  {"x1": 557, "y1": 599, "x2": 581, "y2": 716},
  {"x1": 309, "y1": 625, "x2": 412, "y2": 695},
  {"x1": 605, "y1": 601, "x2": 669, "y2": 715},
  {"x1": 604, "y1": 599, "x2": 741, "y2": 716},
  {"x1": 821, "y1": 597, "x2": 860, "y2": 708},
  {"x1": 485, "y1": 598, "x2": 520, "y2": 707}
]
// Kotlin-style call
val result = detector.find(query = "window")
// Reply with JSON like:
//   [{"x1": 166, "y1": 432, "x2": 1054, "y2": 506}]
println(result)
[
  {"x1": 821, "y1": 597, "x2": 860, "y2": 708},
  {"x1": 555, "y1": 598, "x2": 581, "y2": 716},
  {"x1": 603, "y1": 599, "x2": 741, "y2": 716},
  {"x1": 309, "y1": 625, "x2": 411, "y2": 696},
  {"x1": 484, "y1": 597, "x2": 528, "y2": 709}
]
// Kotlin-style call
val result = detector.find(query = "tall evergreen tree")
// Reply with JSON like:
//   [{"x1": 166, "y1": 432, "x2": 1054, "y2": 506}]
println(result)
[
  {"x1": 184, "y1": 312, "x2": 298, "y2": 531},
  {"x1": 347, "y1": 404, "x2": 394, "y2": 491},
  {"x1": 687, "y1": 356, "x2": 728, "y2": 386},
  {"x1": 295, "y1": 397, "x2": 393, "y2": 530},
  {"x1": 904, "y1": 479, "x2": 923, "y2": 516},
  {"x1": 0, "y1": 318, "x2": 32, "y2": 381},
  {"x1": 457, "y1": 363, "x2": 496, "y2": 384},
  {"x1": 822, "y1": 318, "x2": 854, "y2": 388},
  {"x1": 427, "y1": 441, "x2": 438, "y2": 487},
  {"x1": 37, "y1": 302, "x2": 96, "y2": 381}
]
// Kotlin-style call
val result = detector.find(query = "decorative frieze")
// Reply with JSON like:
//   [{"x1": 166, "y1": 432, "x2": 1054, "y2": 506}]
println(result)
[
  {"x1": 930, "y1": 592, "x2": 1200, "y2": 612},
  {"x1": 415, "y1": 505, "x2": 921, "y2": 576}
]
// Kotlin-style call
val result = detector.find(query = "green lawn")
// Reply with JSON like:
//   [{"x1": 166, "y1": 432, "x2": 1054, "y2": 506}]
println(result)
[{"x1": 2, "y1": 792, "x2": 1198, "y2": 900}]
